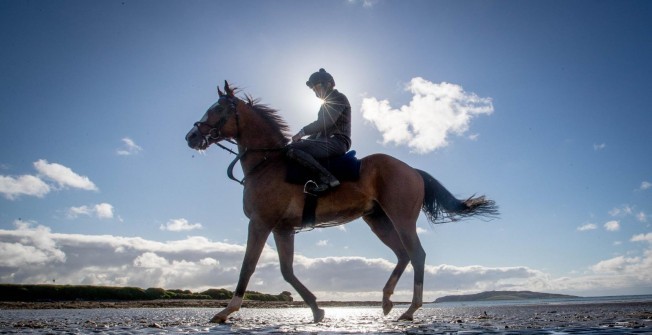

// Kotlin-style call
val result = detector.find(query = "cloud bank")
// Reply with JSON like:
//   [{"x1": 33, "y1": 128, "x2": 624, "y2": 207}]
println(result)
[
  {"x1": 2, "y1": 220, "x2": 651, "y2": 300},
  {"x1": 361, "y1": 78, "x2": 494, "y2": 154}
]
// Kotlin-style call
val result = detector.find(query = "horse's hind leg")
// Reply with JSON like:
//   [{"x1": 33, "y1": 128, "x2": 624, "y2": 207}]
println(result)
[
  {"x1": 395, "y1": 228, "x2": 426, "y2": 321},
  {"x1": 383, "y1": 213, "x2": 425, "y2": 321},
  {"x1": 273, "y1": 231, "x2": 325, "y2": 323},
  {"x1": 378, "y1": 189, "x2": 426, "y2": 320},
  {"x1": 363, "y1": 208, "x2": 410, "y2": 315}
]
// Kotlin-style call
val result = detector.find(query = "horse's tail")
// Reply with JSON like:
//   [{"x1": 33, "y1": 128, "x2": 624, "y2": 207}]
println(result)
[{"x1": 415, "y1": 169, "x2": 499, "y2": 224}]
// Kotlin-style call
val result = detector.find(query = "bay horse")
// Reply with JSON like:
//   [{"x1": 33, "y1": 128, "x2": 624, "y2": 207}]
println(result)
[{"x1": 185, "y1": 82, "x2": 497, "y2": 323}]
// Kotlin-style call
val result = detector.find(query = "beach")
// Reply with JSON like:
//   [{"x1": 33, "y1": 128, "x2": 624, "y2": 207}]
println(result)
[
  {"x1": 0, "y1": 299, "x2": 385, "y2": 310},
  {"x1": 1, "y1": 299, "x2": 651, "y2": 334}
]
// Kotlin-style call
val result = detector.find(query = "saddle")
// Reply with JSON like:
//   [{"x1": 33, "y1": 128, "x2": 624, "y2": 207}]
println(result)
[
  {"x1": 285, "y1": 150, "x2": 361, "y2": 228},
  {"x1": 285, "y1": 150, "x2": 361, "y2": 186}
]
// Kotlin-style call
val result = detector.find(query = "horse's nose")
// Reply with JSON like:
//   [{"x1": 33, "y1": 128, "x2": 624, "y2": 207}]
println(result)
[{"x1": 185, "y1": 130, "x2": 198, "y2": 148}]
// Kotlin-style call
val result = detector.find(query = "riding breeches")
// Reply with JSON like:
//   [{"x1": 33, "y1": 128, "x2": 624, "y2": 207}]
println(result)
[{"x1": 286, "y1": 136, "x2": 349, "y2": 159}]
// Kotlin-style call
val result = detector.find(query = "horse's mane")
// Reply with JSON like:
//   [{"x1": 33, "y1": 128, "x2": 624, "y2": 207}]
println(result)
[{"x1": 242, "y1": 94, "x2": 291, "y2": 144}]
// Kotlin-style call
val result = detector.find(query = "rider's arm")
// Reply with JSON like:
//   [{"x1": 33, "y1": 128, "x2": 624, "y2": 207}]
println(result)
[{"x1": 302, "y1": 93, "x2": 347, "y2": 137}]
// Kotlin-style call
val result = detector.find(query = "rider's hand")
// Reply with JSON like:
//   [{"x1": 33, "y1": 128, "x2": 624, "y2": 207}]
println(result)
[{"x1": 292, "y1": 129, "x2": 305, "y2": 143}]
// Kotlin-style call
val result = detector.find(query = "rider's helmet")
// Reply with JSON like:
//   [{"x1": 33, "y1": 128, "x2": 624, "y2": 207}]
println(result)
[{"x1": 306, "y1": 68, "x2": 335, "y2": 88}]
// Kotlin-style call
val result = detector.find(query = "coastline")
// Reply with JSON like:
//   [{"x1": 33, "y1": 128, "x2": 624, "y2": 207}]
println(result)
[{"x1": 0, "y1": 299, "x2": 390, "y2": 310}]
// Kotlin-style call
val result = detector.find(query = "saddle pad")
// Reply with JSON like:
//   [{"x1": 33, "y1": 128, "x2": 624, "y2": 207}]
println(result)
[{"x1": 286, "y1": 150, "x2": 361, "y2": 185}]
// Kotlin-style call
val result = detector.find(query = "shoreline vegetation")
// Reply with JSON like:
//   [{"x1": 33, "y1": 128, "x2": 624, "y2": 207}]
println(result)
[
  {"x1": 0, "y1": 284, "x2": 293, "y2": 302},
  {"x1": 0, "y1": 284, "x2": 389, "y2": 309},
  {"x1": 0, "y1": 285, "x2": 623, "y2": 310}
]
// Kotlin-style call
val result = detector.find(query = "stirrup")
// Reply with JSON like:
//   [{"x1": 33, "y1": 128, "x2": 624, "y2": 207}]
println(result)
[{"x1": 303, "y1": 180, "x2": 320, "y2": 196}]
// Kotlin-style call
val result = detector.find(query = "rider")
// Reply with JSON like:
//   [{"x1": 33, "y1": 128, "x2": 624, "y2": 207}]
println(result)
[{"x1": 286, "y1": 68, "x2": 352, "y2": 193}]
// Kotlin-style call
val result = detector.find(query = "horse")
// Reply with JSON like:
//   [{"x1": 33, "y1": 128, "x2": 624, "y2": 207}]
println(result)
[{"x1": 185, "y1": 81, "x2": 498, "y2": 323}]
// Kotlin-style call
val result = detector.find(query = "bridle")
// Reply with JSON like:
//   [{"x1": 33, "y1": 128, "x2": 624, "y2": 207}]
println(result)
[
  {"x1": 193, "y1": 95, "x2": 240, "y2": 147},
  {"x1": 192, "y1": 95, "x2": 285, "y2": 185}
]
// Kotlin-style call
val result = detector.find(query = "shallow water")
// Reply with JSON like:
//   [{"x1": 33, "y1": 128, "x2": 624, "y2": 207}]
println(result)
[{"x1": 1, "y1": 302, "x2": 651, "y2": 334}]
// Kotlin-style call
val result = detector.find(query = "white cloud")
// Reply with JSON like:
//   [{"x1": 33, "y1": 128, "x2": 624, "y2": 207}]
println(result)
[
  {"x1": 609, "y1": 205, "x2": 647, "y2": 223},
  {"x1": 94, "y1": 203, "x2": 114, "y2": 219},
  {"x1": 316, "y1": 240, "x2": 329, "y2": 247},
  {"x1": 631, "y1": 233, "x2": 652, "y2": 243},
  {"x1": 160, "y1": 218, "x2": 203, "y2": 232},
  {"x1": 361, "y1": 77, "x2": 493, "y2": 154},
  {"x1": 0, "y1": 174, "x2": 50, "y2": 199},
  {"x1": 609, "y1": 205, "x2": 634, "y2": 217},
  {"x1": 347, "y1": 0, "x2": 378, "y2": 8},
  {"x1": 577, "y1": 223, "x2": 597, "y2": 232},
  {"x1": 416, "y1": 227, "x2": 429, "y2": 234},
  {"x1": 591, "y1": 255, "x2": 640, "y2": 274},
  {"x1": 134, "y1": 252, "x2": 169, "y2": 268},
  {"x1": 641, "y1": 181, "x2": 652, "y2": 191},
  {"x1": 0, "y1": 160, "x2": 97, "y2": 199},
  {"x1": 604, "y1": 220, "x2": 620, "y2": 232},
  {"x1": 593, "y1": 143, "x2": 606, "y2": 151},
  {"x1": 34, "y1": 159, "x2": 97, "y2": 191},
  {"x1": 116, "y1": 137, "x2": 143, "y2": 156},
  {"x1": 0, "y1": 221, "x2": 66, "y2": 267},
  {"x1": 199, "y1": 257, "x2": 219, "y2": 266},
  {"x1": 68, "y1": 203, "x2": 114, "y2": 219},
  {"x1": 637, "y1": 212, "x2": 648, "y2": 222}
]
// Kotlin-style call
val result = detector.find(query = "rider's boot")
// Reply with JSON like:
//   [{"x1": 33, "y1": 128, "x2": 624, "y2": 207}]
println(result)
[{"x1": 286, "y1": 149, "x2": 340, "y2": 193}]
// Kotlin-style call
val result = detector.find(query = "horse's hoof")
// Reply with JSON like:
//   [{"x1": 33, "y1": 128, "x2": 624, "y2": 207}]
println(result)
[
  {"x1": 398, "y1": 312, "x2": 413, "y2": 321},
  {"x1": 382, "y1": 300, "x2": 394, "y2": 315},
  {"x1": 313, "y1": 308, "x2": 325, "y2": 323},
  {"x1": 210, "y1": 314, "x2": 228, "y2": 324}
]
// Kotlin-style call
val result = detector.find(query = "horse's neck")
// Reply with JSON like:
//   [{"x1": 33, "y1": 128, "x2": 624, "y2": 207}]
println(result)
[
  {"x1": 235, "y1": 107, "x2": 287, "y2": 175},
  {"x1": 236, "y1": 110, "x2": 285, "y2": 150}
]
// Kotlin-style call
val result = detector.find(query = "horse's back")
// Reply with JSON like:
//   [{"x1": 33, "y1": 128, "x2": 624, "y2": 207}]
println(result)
[
  {"x1": 358, "y1": 153, "x2": 425, "y2": 207},
  {"x1": 359, "y1": 153, "x2": 423, "y2": 183}
]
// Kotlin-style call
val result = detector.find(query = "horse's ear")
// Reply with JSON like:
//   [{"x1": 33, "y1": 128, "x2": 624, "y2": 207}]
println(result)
[
  {"x1": 224, "y1": 80, "x2": 234, "y2": 97},
  {"x1": 217, "y1": 85, "x2": 225, "y2": 97}
]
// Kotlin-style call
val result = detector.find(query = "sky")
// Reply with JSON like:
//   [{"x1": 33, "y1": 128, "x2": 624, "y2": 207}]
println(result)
[{"x1": 1, "y1": 0, "x2": 651, "y2": 302}]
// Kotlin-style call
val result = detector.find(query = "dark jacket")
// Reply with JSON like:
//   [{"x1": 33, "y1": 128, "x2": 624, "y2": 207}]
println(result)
[{"x1": 301, "y1": 89, "x2": 351, "y2": 148}]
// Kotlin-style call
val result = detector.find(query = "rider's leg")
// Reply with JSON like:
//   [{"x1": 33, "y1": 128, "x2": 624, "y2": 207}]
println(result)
[
  {"x1": 286, "y1": 147, "x2": 340, "y2": 192},
  {"x1": 285, "y1": 138, "x2": 347, "y2": 193}
]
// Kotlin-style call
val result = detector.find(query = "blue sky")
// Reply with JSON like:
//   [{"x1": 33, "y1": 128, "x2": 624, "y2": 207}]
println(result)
[{"x1": 1, "y1": 0, "x2": 651, "y2": 301}]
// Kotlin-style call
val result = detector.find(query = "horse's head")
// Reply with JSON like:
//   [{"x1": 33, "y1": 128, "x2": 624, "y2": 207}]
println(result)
[{"x1": 186, "y1": 81, "x2": 240, "y2": 150}]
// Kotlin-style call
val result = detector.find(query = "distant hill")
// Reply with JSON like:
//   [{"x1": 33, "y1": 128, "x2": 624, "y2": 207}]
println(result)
[{"x1": 434, "y1": 290, "x2": 578, "y2": 303}]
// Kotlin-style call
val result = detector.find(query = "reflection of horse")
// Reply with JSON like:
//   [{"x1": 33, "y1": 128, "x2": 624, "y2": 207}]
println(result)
[{"x1": 185, "y1": 82, "x2": 498, "y2": 323}]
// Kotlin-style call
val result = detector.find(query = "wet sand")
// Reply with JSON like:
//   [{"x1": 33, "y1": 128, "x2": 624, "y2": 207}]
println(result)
[{"x1": 1, "y1": 300, "x2": 651, "y2": 334}]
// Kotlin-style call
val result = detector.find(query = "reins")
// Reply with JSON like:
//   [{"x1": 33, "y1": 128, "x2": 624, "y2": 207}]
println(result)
[{"x1": 218, "y1": 141, "x2": 285, "y2": 186}]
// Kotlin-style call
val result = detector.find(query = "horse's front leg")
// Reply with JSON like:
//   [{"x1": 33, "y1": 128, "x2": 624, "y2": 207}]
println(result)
[
  {"x1": 210, "y1": 221, "x2": 271, "y2": 323},
  {"x1": 273, "y1": 231, "x2": 324, "y2": 323}
]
